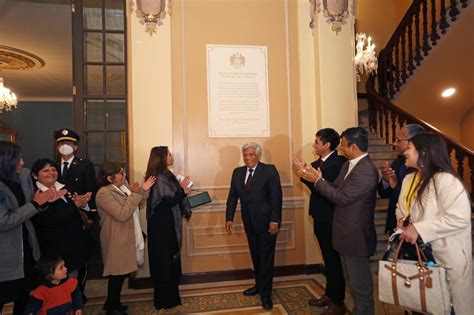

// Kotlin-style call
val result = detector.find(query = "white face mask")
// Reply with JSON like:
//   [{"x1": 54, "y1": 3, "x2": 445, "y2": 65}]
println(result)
[{"x1": 58, "y1": 144, "x2": 74, "y2": 156}]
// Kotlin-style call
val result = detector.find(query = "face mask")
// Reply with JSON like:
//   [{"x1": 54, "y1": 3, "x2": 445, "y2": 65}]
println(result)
[{"x1": 58, "y1": 144, "x2": 74, "y2": 156}]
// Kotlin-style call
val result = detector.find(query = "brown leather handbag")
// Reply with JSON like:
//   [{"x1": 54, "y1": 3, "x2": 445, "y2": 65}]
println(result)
[{"x1": 378, "y1": 240, "x2": 451, "y2": 314}]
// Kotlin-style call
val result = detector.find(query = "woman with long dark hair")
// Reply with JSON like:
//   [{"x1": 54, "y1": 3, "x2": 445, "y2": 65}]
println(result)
[
  {"x1": 145, "y1": 146, "x2": 192, "y2": 310},
  {"x1": 0, "y1": 141, "x2": 64, "y2": 315},
  {"x1": 30, "y1": 158, "x2": 90, "y2": 279},
  {"x1": 95, "y1": 161, "x2": 155, "y2": 315},
  {"x1": 397, "y1": 132, "x2": 472, "y2": 315}
]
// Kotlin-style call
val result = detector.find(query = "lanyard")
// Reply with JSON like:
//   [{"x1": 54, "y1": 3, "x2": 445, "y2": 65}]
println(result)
[{"x1": 403, "y1": 171, "x2": 421, "y2": 214}]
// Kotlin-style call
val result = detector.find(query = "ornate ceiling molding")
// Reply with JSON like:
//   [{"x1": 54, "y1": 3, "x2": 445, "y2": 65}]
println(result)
[{"x1": 0, "y1": 45, "x2": 45, "y2": 70}]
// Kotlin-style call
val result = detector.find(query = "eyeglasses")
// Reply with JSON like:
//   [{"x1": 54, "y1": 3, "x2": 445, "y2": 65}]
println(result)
[{"x1": 394, "y1": 138, "x2": 409, "y2": 143}]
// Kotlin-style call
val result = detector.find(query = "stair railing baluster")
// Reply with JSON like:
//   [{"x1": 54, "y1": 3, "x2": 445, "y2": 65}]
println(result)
[
  {"x1": 384, "y1": 108, "x2": 390, "y2": 144},
  {"x1": 422, "y1": 0, "x2": 431, "y2": 56},
  {"x1": 388, "y1": 49, "x2": 395, "y2": 97},
  {"x1": 430, "y1": 0, "x2": 440, "y2": 45},
  {"x1": 368, "y1": 96, "x2": 376, "y2": 132},
  {"x1": 449, "y1": 0, "x2": 460, "y2": 21},
  {"x1": 378, "y1": 105, "x2": 384, "y2": 138},
  {"x1": 401, "y1": 30, "x2": 408, "y2": 83},
  {"x1": 395, "y1": 39, "x2": 401, "y2": 91},
  {"x1": 391, "y1": 112, "x2": 397, "y2": 144},
  {"x1": 414, "y1": 5, "x2": 423, "y2": 66},
  {"x1": 439, "y1": 0, "x2": 450, "y2": 34},
  {"x1": 407, "y1": 15, "x2": 415, "y2": 75},
  {"x1": 460, "y1": 0, "x2": 468, "y2": 8}
]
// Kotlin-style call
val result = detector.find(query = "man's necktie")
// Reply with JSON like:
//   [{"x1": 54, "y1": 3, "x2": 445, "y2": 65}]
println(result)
[
  {"x1": 246, "y1": 169, "x2": 253, "y2": 189},
  {"x1": 319, "y1": 159, "x2": 324, "y2": 169},
  {"x1": 63, "y1": 161, "x2": 69, "y2": 179}
]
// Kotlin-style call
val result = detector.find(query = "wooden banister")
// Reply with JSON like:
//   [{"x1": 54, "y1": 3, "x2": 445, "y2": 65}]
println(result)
[
  {"x1": 368, "y1": 0, "x2": 472, "y2": 198},
  {"x1": 378, "y1": 0, "x2": 470, "y2": 99},
  {"x1": 366, "y1": 76, "x2": 474, "y2": 199}
]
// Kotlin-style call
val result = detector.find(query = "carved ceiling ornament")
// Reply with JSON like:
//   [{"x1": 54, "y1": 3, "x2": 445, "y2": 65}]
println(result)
[
  {"x1": 309, "y1": 0, "x2": 356, "y2": 34},
  {"x1": 0, "y1": 45, "x2": 45, "y2": 70}
]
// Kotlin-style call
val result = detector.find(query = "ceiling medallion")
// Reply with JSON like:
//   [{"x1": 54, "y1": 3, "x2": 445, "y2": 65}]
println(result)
[{"x1": 0, "y1": 45, "x2": 45, "y2": 70}]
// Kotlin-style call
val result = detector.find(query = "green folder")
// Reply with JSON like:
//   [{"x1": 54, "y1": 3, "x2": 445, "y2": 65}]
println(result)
[{"x1": 187, "y1": 191, "x2": 212, "y2": 209}]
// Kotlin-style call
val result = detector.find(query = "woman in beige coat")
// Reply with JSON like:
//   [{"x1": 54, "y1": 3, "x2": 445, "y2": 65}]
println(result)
[
  {"x1": 96, "y1": 161, "x2": 155, "y2": 315},
  {"x1": 397, "y1": 133, "x2": 472, "y2": 315}
]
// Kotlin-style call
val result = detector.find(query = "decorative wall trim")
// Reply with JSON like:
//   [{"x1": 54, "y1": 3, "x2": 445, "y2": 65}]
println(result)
[
  {"x1": 128, "y1": 263, "x2": 324, "y2": 289},
  {"x1": 185, "y1": 221, "x2": 296, "y2": 257},
  {"x1": 189, "y1": 196, "x2": 305, "y2": 213}
]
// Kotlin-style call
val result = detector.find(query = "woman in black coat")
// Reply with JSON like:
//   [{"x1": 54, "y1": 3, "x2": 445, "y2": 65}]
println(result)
[
  {"x1": 145, "y1": 146, "x2": 192, "y2": 310},
  {"x1": 31, "y1": 158, "x2": 91, "y2": 276}
]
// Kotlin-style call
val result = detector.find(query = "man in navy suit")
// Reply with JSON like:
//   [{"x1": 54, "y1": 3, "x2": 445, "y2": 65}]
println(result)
[
  {"x1": 293, "y1": 128, "x2": 346, "y2": 314},
  {"x1": 225, "y1": 143, "x2": 282, "y2": 311}
]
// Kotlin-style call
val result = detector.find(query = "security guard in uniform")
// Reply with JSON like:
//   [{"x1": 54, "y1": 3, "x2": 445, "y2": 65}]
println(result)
[{"x1": 54, "y1": 128, "x2": 98, "y2": 304}]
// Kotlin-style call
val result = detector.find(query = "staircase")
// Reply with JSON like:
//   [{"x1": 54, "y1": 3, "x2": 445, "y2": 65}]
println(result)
[{"x1": 366, "y1": 0, "x2": 473, "y2": 199}]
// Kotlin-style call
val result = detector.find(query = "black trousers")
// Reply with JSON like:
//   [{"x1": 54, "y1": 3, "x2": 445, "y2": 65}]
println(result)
[
  {"x1": 246, "y1": 226, "x2": 277, "y2": 300},
  {"x1": 314, "y1": 220, "x2": 346, "y2": 306},
  {"x1": 104, "y1": 274, "x2": 127, "y2": 311}
]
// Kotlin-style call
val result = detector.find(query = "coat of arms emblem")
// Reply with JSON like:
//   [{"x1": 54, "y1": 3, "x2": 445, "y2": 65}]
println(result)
[{"x1": 230, "y1": 53, "x2": 245, "y2": 69}]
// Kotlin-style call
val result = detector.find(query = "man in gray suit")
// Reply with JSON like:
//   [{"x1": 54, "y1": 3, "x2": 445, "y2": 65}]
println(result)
[{"x1": 299, "y1": 127, "x2": 378, "y2": 315}]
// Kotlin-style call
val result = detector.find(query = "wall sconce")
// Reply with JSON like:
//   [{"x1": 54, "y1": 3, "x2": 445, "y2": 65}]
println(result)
[
  {"x1": 355, "y1": 33, "x2": 378, "y2": 81},
  {"x1": 136, "y1": 0, "x2": 169, "y2": 35},
  {"x1": 309, "y1": 0, "x2": 355, "y2": 34}
]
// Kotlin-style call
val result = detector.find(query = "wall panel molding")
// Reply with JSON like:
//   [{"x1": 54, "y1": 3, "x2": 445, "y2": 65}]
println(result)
[{"x1": 186, "y1": 221, "x2": 296, "y2": 256}]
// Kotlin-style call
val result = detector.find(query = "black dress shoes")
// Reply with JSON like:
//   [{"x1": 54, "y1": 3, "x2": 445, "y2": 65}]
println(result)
[
  {"x1": 243, "y1": 285, "x2": 259, "y2": 296},
  {"x1": 261, "y1": 297, "x2": 273, "y2": 310},
  {"x1": 308, "y1": 295, "x2": 332, "y2": 307}
]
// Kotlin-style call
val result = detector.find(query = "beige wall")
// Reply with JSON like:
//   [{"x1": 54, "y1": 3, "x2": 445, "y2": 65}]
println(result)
[
  {"x1": 128, "y1": 0, "x2": 357, "y2": 277},
  {"x1": 171, "y1": 0, "x2": 306, "y2": 273}
]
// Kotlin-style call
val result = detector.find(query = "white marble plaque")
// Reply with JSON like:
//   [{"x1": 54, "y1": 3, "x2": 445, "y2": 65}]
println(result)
[{"x1": 207, "y1": 45, "x2": 270, "y2": 138}]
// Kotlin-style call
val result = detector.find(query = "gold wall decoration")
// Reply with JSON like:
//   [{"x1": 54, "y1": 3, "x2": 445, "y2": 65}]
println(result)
[{"x1": 309, "y1": 0, "x2": 356, "y2": 34}]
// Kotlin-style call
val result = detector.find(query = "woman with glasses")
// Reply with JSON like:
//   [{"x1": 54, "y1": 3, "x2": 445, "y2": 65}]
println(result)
[{"x1": 96, "y1": 161, "x2": 155, "y2": 315}]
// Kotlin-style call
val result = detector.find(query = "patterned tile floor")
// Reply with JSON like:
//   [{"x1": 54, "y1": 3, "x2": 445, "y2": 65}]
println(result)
[
  {"x1": 83, "y1": 278, "x2": 329, "y2": 314},
  {"x1": 3, "y1": 275, "x2": 408, "y2": 314}
]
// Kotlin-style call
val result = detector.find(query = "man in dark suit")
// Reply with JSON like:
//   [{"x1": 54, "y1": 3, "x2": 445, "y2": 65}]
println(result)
[
  {"x1": 225, "y1": 142, "x2": 282, "y2": 311},
  {"x1": 378, "y1": 124, "x2": 425, "y2": 234},
  {"x1": 300, "y1": 127, "x2": 378, "y2": 315},
  {"x1": 54, "y1": 128, "x2": 97, "y2": 303},
  {"x1": 293, "y1": 128, "x2": 346, "y2": 314}
]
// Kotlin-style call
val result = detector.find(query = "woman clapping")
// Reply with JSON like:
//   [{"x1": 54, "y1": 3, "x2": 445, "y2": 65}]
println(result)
[{"x1": 96, "y1": 161, "x2": 155, "y2": 315}]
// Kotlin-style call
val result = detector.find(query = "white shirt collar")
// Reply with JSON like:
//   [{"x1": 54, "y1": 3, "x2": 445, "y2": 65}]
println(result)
[
  {"x1": 349, "y1": 152, "x2": 368, "y2": 166},
  {"x1": 36, "y1": 181, "x2": 65, "y2": 192},
  {"x1": 321, "y1": 151, "x2": 335, "y2": 162},
  {"x1": 61, "y1": 156, "x2": 75, "y2": 164},
  {"x1": 247, "y1": 162, "x2": 258, "y2": 172},
  {"x1": 36, "y1": 181, "x2": 67, "y2": 202}
]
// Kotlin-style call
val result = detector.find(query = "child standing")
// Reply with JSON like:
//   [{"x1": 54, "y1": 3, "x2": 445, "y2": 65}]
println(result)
[{"x1": 24, "y1": 256, "x2": 83, "y2": 315}]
